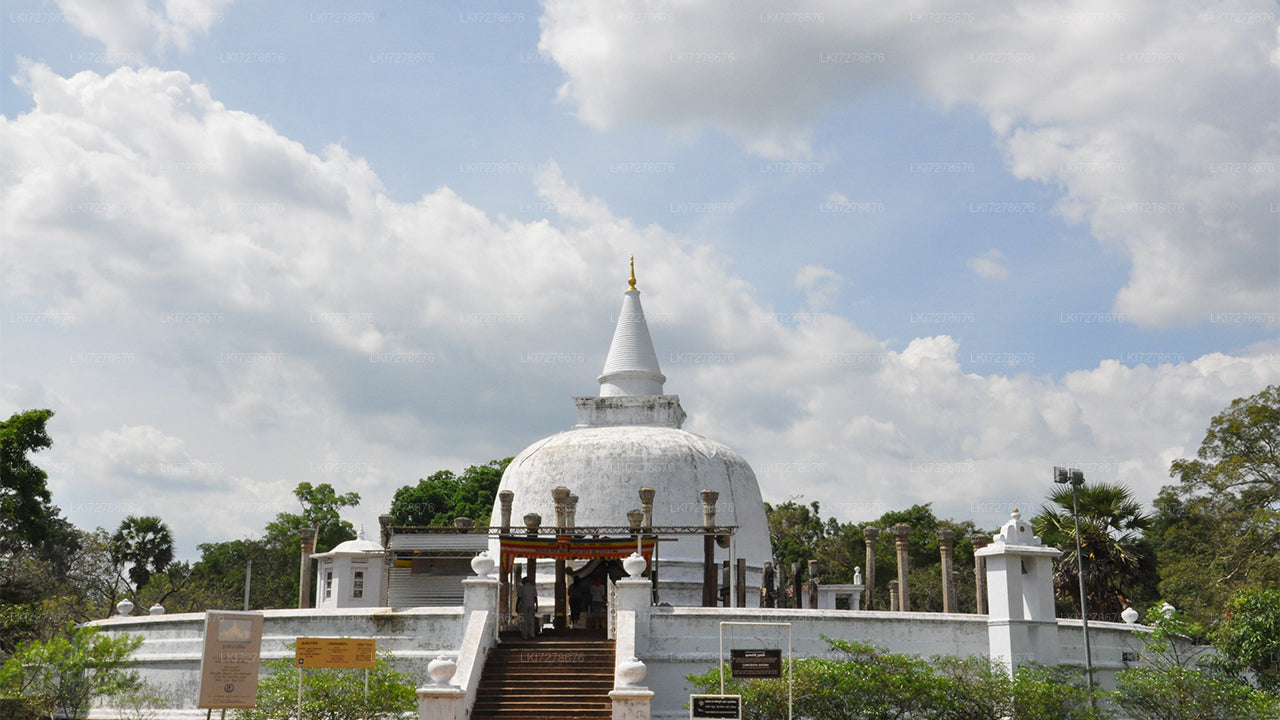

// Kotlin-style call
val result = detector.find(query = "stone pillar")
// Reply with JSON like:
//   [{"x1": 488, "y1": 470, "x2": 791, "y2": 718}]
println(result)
[
  {"x1": 862, "y1": 526, "x2": 879, "y2": 611},
  {"x1": 298, "y1": 527, "x2": 317, "y2": 609},
  {"x1": 498, "y1": 491, "x2": 514, "y2": 625},
  {"x1": 937, "y1": 528, "x2": 956, "y2": 613},
  {"x1": 736, "y1": 558, "x2": 747, "y2": 608},
  {"x1": 552, "y1": 487, "x2": 570, "y2": 631},
  {"x1": 791, "y1": 562, "x2": 803, "y2": 609},
  {"x1": 762, "y1": 561, "x2": 776, "y2": 608},
  {"x1": 639, "y1": 487, "x2": 655, "y2": 529},
  {"x1": 807, "y1": 560, "x2": 820, "y2": 609},
  {"x1": 891, "y1": 523, "x2": 911, "y2": 612},
  {"x1": 977, "y1": 510, "x2": 1061, "y2": 676},
  {"x1": 639, "y1": 487, "x2": 656, "y2": 604},
  {"x1": 701, "y1": 490, "x2": 719, "y2": 607},
  {"x1": 888, "y1": 580, "x2": 900, "y2": 613},
  {"x1": 566, "y1": 493, "x2": 579, "y2": 529},
  {"x1": 523, "y1": 513, "x2": 541, "y2": 589},
  {"x1": 971, "y1": 532, "x2": 989, "y2": 614},
  {"x1": 378, "y1": 514, "x2": 393, "y2": 608}
]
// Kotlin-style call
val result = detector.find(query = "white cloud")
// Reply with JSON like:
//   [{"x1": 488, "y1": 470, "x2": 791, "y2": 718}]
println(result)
[
  {"x1": 54, "y1": 0, "x2": 232, "y2": 57},
  {"x1": 539, "y1": 0, "x2": 1280, "y2": 326},
  {"x1": 967, "y1": 249, "x2": 1008, "y2": 279},
  {"x1": 3, "y1": 64, "x2": 1278, "y2": 554},
  {"x1": 794, "y1": 265, "x2": 843, "y2": 310}
]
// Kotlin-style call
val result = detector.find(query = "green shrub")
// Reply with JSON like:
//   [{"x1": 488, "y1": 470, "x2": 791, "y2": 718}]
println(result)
[
  {"x1": 0, "y1": 623, "x2": 141, "y2": 720},
  {"x1": 234, "y1": 651, "x2": 416, "y2": 720}
]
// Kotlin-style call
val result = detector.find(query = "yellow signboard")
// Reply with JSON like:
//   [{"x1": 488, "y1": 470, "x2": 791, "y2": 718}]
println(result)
[
  {"x1": 198, "y1": 611, "x2": 265, "y2": 709},
  {"x1": 294, "y1": 637, "x2": 376, "y2": 669}
]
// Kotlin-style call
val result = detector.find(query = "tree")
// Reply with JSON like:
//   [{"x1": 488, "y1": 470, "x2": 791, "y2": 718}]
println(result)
[
  {"x1": 0, "y1": 409, "x2": 61, "y2": 555},
  {"x1": 1150, "y1": 385, "x2": 1280, "y2": 628},
  {"x1": 189, "y1": 538, "x2": 296, "y2": 611},
  {"x1": 235, "y1": 650, "x2": 415, "y2": 720},
  {"x1": 1112, "y1": 607, "x2": 1279, "y2": 720},
  {"x1": 264, "y1": 482, "x2": 361, "y2": 553},
  {"x1": 1033, "y1": 482, "x2": 1157, "y2": 620},
  {"x1": 0, "y1": 623, "x2": 142, "y2": 720},
  {"x1": 109, "y1": 517, "x2": 174, "y2": 593},
  {"x1": 1213, "y1": 587, "x2": 1280, "y2": 693},
  {"x1": 388, "y1": 458, "x2": 510, "y2": 527}
]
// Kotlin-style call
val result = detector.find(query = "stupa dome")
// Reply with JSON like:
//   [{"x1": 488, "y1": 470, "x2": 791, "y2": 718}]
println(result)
[{"x1": 489, "y1": 259, "x2": 771, "y2": 605}]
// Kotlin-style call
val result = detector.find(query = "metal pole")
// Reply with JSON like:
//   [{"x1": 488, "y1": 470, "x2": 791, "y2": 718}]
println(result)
[{"x1": 1071, "y1": 480, "x2": 1096, "y2": 703}]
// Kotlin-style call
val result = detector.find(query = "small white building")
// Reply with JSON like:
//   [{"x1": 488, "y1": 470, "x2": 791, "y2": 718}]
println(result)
[{"x1": 312, "y1": 534, "x2": 385, "y2": 609}]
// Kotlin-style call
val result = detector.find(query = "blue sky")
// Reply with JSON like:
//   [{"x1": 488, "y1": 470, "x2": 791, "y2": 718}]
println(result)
[{"x1": 2, "y1": 0, "x2": 1277, "y2": 559}]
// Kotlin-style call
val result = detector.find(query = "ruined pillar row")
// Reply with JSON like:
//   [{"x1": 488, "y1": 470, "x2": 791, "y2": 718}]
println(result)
[
  {"x1": 891, "y1": 523, "x2": 911, "y2": 612},
  {"x1": 863, "y1": 526, "x2": 880, "y2": 611},
  {"x1": 937, "y1": 527, "x2": 956, "y2": 613}
]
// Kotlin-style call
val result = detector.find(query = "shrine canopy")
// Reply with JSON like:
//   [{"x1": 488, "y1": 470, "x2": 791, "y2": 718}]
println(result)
[{"x1": 500, "y1": 535, "x2": 656, "y2": 571}]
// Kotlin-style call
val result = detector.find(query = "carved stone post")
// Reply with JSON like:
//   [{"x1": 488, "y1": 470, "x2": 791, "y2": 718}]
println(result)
[
  {"x1": 807, "y1": 559, "x2": 820, "y2": 609},
  {"x1": 498, "y1": 491, "x2": 514, "y2": 625},
  {"x1": 378, "y1": 514, "x2": 393, "y2": 608},
  {"x1": 971, "y1": 532, "x2": 990, "y2": 614},
  {"x1": 863, "y1": 526, "x2": 879, "y2": 611},
  {"x1": 888, "y1": 580, "x2": 900, "y2": 613},
  {"x1": 523, "y1": 513, "x2": 541, "y2": 589},
  {"x1": 639, "y1": 487, "x2": 657, "y2": 602},
  {"x1": 701, "y1": 490, "x2": 719, "y2": 607},
  {"x1": 566, "y1": 493, "x2": 579, "y2": 529},
  {"x1": 762, "y1": 561, "x2": 776, "y2": 608},
  {"x1": 551, "y1": 486, "x2": 570, "y2": 630},
  {"x1": 891, "y1": 523, "x2": 911, "y2": 611},
  {"x1": 938, "y1": 528, "x2": 957, "y2": 613},
  {"x1": 298, "y1": 527, "x2": 317, "y2": 609}
]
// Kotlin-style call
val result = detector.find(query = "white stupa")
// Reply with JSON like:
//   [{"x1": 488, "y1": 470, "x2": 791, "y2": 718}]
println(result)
[{"x1": 490, "y1": 260, "x2": 772, "y2": 605}]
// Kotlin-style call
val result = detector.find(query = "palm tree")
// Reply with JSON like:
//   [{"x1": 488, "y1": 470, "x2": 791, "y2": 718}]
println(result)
[
  {"x1": 1033, "y1": 482, "x2": 1157, "y2": 620},
  {"x1": 110, "y1": 515, "x2": 175, "y2": 593}
]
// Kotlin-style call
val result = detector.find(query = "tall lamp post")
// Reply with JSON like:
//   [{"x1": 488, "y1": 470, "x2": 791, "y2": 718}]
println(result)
[{"x1": 1054, "y1": 466, "x2": 1094, "y2": 700}]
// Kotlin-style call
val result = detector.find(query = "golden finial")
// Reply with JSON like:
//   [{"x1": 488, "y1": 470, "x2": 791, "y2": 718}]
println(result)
[{"x1": 628, "y1": 255, "x2": 637, "y2": 291}]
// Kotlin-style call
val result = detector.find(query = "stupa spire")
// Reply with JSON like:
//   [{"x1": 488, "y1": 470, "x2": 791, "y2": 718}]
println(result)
[{"x1": 598, "y1": 257, "x2": 666, "y2": 397}]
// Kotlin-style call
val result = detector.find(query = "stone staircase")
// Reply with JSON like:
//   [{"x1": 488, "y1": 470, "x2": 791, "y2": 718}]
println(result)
[{"x1": 471, "y1": 632, "x2": 616, "y2": 720}]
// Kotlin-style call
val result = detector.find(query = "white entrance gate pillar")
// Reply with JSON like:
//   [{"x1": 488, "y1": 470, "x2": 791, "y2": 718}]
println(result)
[{"x1": 975, "y1": 510, "x2": 1061, "y2": 676}]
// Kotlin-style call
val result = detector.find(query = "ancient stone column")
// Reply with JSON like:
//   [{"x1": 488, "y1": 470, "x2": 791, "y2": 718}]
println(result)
[
  {"x1": 566, "y1": 493, "x2": 579, "y2": 529},
  {"x1": 551, "y1": 487, "x2": 570, "y2": 630},
  {"x1": 639, "y1": 487, "x2": 657, "y2": 601},
  {"x1": 498, "y1": 491, "x2": 514, "y2": 625},
  {"x1": 891, "y1": 523, "x2": 911, "y2": 611},
  {"x1": 762, "y1": 561, "x2": 777, "y2": 608},
  {"x1": 807, "y1": 559, "x2": 820, "y2": 609},
  {"x1": 971, "y1": 532, "x2": 990, "y2": 614},
  {"x1": 523, "y1": 513, "x2": 541, "y2": 588},
  {"x1": 791, "y1": 562, "x2": 803, "y2": 609},
  {"x1": 863, "y1": 526, "x2": 880, "y2": 610},
  {"x1": 639, "y1": 487, "x2": 655, "y2": 530},
  {"x1": 378, "y1": 514, "x2": 394, "y2": 609},
  {"x1": 888, "y1": 580, "x2": 900, "y2": 613},
  {"x1": 938, "y1": 528, "x2": 957, "y2": 613},
  {"x1": 298, "y1": 527, "x2": 317, "y2": 609},
  {"x1": 701, "y1": 490, "x2": 719, "y2": 607}
]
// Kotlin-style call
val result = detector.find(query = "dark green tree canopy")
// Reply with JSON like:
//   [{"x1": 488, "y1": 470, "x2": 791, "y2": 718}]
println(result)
[
  {"x1": 1151, "y1": 385, "x2": 1280, "y2": 627},
  {"x1": 389, "y1": 458, "x2": 510, "y2": 527},
  {"x1": 1, "y1": 409, "x2": 59, "y2": 554},
  {"x1": 109, "y1": 516, "x2": 175, "y2": 592},
  {"x1": 265, "y1": 482, "x2": 361, "y2": 552}
]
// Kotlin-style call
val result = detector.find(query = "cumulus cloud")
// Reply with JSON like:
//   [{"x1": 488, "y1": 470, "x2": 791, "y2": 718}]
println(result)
[
  {"x1": 54, "y1": 0, "x2": 232, "y2": 57},
  {"x1": 539, "y1": 0, "x2": 1280, "y2": 326},
  {"x1": 3, "y1": 64, "x2": 1277, "y2": 550}
]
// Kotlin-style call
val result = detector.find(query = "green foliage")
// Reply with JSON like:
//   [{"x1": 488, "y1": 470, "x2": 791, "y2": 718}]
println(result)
[
  {"x1": 0, "y1": 409, "x2": 58, "y2": 555},
  {"x1": 687, "y1": 638, "x2": 1107, "y2": 720},
  {"x1": 265, "y1": 482, "x2": 362, "y2": 553},
  {"x1": 1151, "y1": 385, "x2": 1280, "y2": 629},
  {"x1": 389, "y1": 458, "x2": 510, "y2": 527},
  {"x1": 110, "y1": 516, "x2": 175, "y2": 593},
  {"x1": 235, "y1": 651, "x2": 415, "y2": 720},
  {"x1": 0, "y1": 623, "x2": 142, "y2": 720},
  {"x1": 1033, "y1": 482, "x2": 1158, "y2": 620},
  {"x1": 1011, "y1": 665, "x2": 1104, "y2": 720},
  {"x1": 1112, "y1": 605, "x2": 1280, "y2": 720},
  {"x1": 1213, "y1": 587, "x2": 1280, "y2": 693},
  {"x1": 190, "y1": 537, "x2": 296, "y2": 611}
]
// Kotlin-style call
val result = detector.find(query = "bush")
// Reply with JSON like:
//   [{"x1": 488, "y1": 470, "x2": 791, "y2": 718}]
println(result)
[
  {"x1": 234, "y1": 650, "x2": 416, "y2": 720},
  {"x1": 0, "y1": 623, "x2": 141, "y2": 720}
]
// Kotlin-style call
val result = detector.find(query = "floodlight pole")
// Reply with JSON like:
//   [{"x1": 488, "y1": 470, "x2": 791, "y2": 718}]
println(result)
[{"x1": 1055, "y1": 466, "x2": 1095, "y2": 704}]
